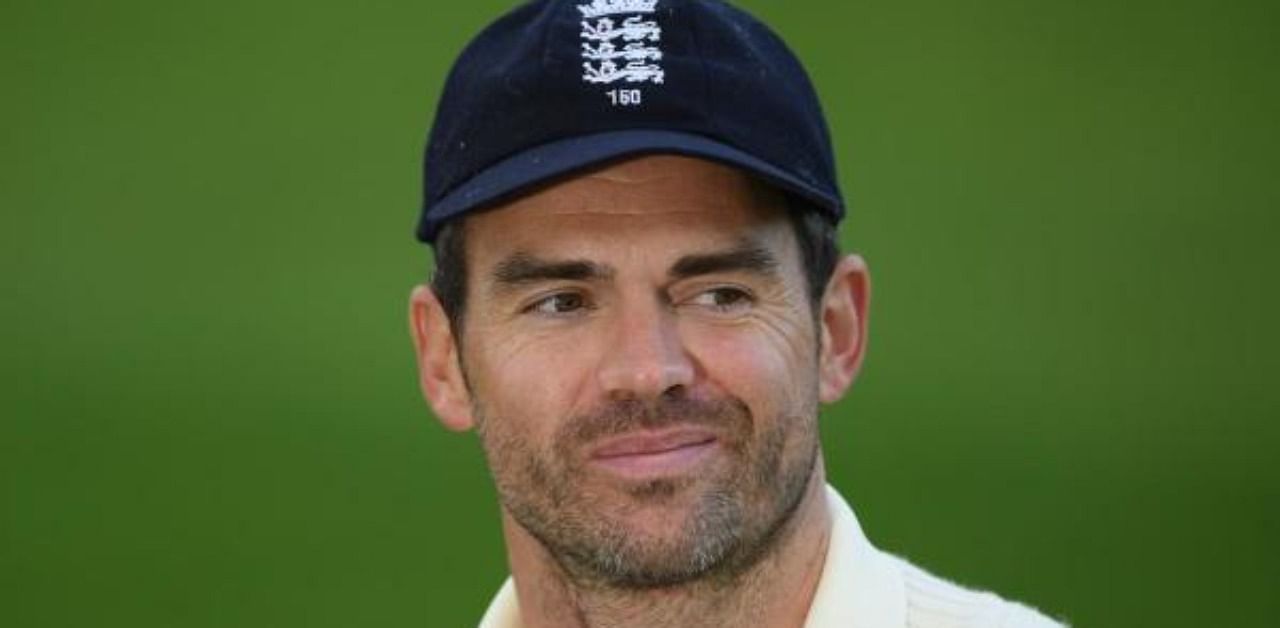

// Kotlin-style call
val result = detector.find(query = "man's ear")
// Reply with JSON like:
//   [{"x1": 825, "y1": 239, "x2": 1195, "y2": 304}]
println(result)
[
  {"x1": 409, "y1": 285, "x2": 476, "y2": 431},
  {"x1": 817, "y1": 254, "x2": 871, "y2": 403}
]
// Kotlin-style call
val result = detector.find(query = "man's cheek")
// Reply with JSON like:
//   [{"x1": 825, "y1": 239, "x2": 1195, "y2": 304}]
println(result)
[
  {"x1": 690, "y1": 332, "x2": 796, "y2": 396},
  {"x1": 478, "y1": 366, "x2": 582, "y2": 449}
]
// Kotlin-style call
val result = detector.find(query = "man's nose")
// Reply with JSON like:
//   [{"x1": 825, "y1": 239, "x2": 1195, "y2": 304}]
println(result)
[{"x1": 595, "y1": 298, "x2": 695, "y2": 400}]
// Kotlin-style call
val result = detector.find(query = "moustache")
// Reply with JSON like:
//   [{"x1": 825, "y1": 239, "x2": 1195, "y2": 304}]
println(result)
[{"x1": 560, "y1": 393, "x2": 752, "y2": 447}]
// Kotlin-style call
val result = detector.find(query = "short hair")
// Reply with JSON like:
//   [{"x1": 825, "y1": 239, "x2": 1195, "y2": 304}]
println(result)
[{"x1": 429, "y1": 195, "x2": 839, "y2": 341}]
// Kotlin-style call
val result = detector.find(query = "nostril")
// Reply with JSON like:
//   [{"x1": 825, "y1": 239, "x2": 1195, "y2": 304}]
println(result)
[{"x1": 660, "y1": 384, "x2": 686, "y2": 401}]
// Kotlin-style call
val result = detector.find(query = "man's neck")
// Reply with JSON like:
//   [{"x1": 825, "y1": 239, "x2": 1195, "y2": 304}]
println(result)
[{"x1": 502, "y1": 466, "x2": 832, "y2": 628}]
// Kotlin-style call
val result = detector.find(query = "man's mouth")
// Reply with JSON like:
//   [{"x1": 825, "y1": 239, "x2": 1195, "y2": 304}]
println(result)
[{"x1": 588, "y1": 428, "x2": 719, "y2": 478}]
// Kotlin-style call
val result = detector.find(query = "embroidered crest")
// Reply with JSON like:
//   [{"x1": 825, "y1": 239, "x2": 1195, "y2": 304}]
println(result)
[{"x1": 578, "y1": 0, "x2": 663, "y2": 105}]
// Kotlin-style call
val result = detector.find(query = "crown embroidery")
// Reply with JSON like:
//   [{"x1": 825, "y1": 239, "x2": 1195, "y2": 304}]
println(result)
[
  {"x1": 578, "y1": 0, "x2": 664, "y2": 98},
  {"x1": 577, "y1": 0, "x2": 658, "y2": 19}
]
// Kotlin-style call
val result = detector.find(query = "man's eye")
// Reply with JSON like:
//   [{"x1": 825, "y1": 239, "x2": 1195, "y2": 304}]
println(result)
[
  {"x1": 689, "y1": 287, "x2": 753, "y2": 312},
  {"x1": 527, "y1": 292, "x2": 588, "y2": 315}
]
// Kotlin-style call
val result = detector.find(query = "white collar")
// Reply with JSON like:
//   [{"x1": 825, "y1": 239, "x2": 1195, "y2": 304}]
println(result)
[
  {"x1": 478, "y1": 485, "x2": 906, "y2": 628},
  {"x1": 802, "y1": 484, "x2": 906, "y2": 627}
]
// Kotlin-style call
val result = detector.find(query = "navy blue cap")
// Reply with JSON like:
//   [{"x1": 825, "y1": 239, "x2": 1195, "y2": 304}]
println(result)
[{"x1": 417, "y1": 0, "x2": 844, "y2": 243}]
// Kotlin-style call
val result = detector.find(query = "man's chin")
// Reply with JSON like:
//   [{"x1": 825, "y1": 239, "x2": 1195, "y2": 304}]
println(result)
[
  {"x1": 538, "y1": 479, "x2": 748, "y2": 582},
  {"x1": 603, "y1": 491, "x2": 708, "y2": 536},
  {"x1": 581, "y1": 467, "x2": 732, "y2": 522},
  {"x1": 564, "y1": 507, "x2": 746, "y2": 589}
]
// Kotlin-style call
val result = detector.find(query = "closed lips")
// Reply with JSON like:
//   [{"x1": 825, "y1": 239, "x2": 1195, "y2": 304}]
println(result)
[{"x1": 590, "y1": 429, "x2": 718, "y2": 459}]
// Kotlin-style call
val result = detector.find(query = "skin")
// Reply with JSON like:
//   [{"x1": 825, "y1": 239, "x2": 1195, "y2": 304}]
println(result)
[{"x1": 410, "y1": 155, "x2": 870, "y2": 627}]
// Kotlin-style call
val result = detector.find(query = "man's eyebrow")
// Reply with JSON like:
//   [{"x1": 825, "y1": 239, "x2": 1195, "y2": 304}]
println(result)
[
  {"x1": 490, "y1": 252, "x2": 615, "y2": 288},
  {"x1": 669, "y1": 240, "x2": 781, "y2": 280}
]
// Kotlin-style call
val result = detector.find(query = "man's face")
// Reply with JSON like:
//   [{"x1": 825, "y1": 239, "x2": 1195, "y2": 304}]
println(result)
[{"x1": 456, "y1": 156, "x2": 824, "y2": 587}]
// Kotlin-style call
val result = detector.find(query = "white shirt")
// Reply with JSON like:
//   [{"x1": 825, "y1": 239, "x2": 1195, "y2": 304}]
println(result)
[{"x1": 478, "y1": 485, "x2": 1066, "y2": 628}]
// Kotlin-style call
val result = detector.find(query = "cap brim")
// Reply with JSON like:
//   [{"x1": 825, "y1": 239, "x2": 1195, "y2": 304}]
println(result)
[{"x1": 417, "y1": 129, "x2": 842, "y2": 242}]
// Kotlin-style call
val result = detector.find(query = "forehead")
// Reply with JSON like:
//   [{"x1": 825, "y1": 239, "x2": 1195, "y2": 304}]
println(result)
[{"x1": 462, "y1": 155, "x2": 795, "y2": 265}]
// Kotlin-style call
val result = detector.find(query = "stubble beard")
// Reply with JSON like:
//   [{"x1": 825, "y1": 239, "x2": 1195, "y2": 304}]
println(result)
[{"x1": 476, "y1": 391, "x2": 820, "y2": 590}]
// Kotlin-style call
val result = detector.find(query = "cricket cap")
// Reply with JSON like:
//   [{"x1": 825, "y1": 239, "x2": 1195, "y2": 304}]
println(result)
[{"x1": 417, "y1": 0, "x2": 844, "y2": 243}]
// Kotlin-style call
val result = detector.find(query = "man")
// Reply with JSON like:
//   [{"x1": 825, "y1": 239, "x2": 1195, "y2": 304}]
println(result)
[{"x1": 409, "y1": 1, "x2": 1065, "y2": 626}]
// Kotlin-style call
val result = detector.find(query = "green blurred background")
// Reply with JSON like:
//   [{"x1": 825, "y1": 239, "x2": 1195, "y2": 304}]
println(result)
[{"x1": 3, "y1": 0, "x2": 1277, "y2": 625}]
